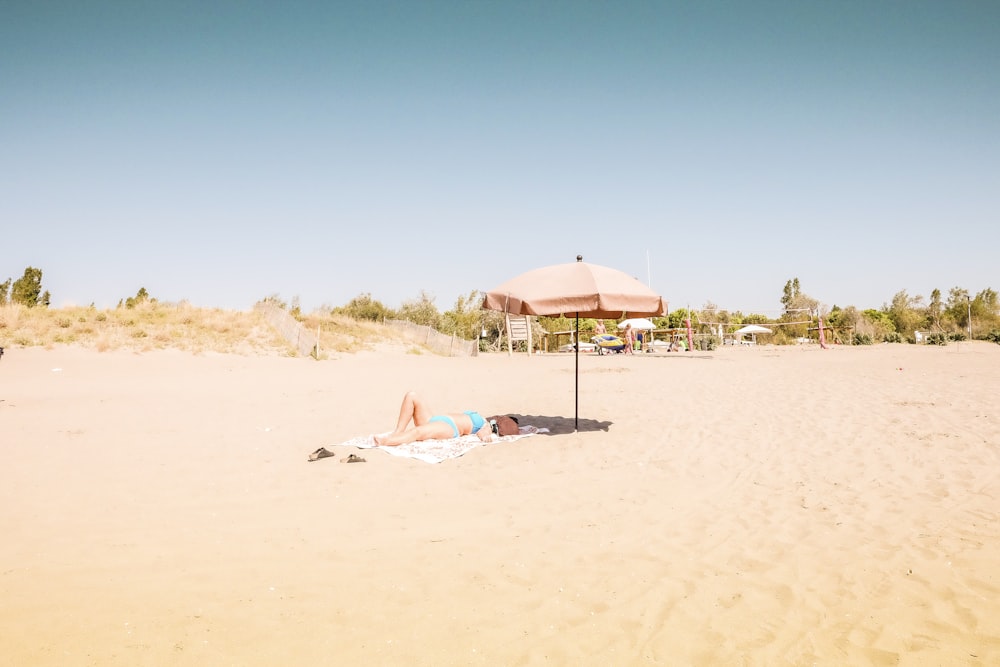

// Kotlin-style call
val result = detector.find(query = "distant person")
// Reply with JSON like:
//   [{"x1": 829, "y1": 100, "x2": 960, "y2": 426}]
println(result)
[
  {"x1": 623, "y1": 323, "x2": 635, "y2": 354},
  {"x1": 594, "y1": 320, "x2": 606, "y2": 335}
]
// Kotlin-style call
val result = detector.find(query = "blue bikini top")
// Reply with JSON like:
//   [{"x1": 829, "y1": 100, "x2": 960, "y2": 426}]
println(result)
[{"x1": 464, "y1": 410, "x2": 486, "y2": 432}]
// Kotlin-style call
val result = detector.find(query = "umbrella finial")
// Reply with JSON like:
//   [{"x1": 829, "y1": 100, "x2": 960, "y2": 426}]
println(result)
[{"x1": 576, "y1": 255, "x2": 583, "y2": 262}]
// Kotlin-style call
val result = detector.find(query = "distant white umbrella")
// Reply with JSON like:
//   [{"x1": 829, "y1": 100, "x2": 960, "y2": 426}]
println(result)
[
  {"x1": 734, "y1": 324, "x2": 772, "y2": 345},
  {"x1": 734, "y1": 325, "x2": 772, "y2": 335},
  {"x1": 617, "y1": 318, "x2": 656, "y2": 330}
]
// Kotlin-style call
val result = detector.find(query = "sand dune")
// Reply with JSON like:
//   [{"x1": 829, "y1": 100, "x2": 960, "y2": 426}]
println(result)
[{"x1": 1, "y1": 343, "x2": 998, "y2": 665}]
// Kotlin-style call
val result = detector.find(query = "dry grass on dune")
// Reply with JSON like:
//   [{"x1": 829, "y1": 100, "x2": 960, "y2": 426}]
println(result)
[
  {"x1": 296, "y1": 311, "x2": 423, "y2": 355},
  {"x1": 0, "y1": 303, "x2": 418, "y2": 356},
  {"x1": 0, "y1": 302, "x2": 287, "y2": 355}
]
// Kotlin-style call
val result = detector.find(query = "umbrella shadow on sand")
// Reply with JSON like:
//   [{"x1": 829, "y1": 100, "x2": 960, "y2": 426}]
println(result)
[{"x1": 514, "y1": 414, "x2": 612, "y2": 435}]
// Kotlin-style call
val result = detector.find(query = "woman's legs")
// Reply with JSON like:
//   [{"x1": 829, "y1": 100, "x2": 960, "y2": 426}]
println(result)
[
  {"x1": 376, "y1": 391, "x2": 472, "y2": 445},
  {"x1": 390, "y1": 391, "x2": 433, "y2": 433},
  {"x1": 375, "y1": 420, "x2": 455, "y2": 446}
]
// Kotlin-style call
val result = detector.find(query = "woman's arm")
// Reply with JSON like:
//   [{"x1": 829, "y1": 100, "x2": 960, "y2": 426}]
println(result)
[{"x1": 475, "y1": 421, "x2": 496, "y2": 442}]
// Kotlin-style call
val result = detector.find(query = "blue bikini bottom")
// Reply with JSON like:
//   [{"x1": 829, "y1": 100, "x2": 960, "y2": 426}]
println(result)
[{"x1": 428, "y1": 415, "x2": 459, "y2": 438}]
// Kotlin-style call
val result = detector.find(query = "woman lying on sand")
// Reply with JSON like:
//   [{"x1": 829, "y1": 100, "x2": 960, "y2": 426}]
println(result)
[{"x1": 374, "y1": 391, "x2": 497, "y2": 446}]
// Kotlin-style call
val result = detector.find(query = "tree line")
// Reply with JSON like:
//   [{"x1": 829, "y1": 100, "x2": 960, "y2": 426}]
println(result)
[
  {"x1": 0, "y1": 267, "x2": 155, "y2": 310},
  {"x1": 770, "y1": 278, "x2": 999, "y2": 345},
  {"x1": 275, "y1": 276, "x2": 1000, "y2": 349},
  {"x1": 6, "y1": 266, "x2": 999, "y2": 346}
]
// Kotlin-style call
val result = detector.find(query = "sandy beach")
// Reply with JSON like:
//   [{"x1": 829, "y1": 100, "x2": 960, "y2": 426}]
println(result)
[{"x1": 2, "y1": 342, "x2": 998, "y2": 666}]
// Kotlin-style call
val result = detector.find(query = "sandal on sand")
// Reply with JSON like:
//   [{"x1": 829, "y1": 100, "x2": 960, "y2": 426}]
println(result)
[
  {"x1": 341, "y1": 453, "x2": 366, "y2": 463},
  {"x1": 308, "y1": 447, "x2": 336, "y2": 462}
]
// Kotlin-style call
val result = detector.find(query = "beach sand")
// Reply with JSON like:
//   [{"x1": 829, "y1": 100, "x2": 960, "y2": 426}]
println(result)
[{"x1": 2, "y1": 342, "x2": 998, "y2": 665}]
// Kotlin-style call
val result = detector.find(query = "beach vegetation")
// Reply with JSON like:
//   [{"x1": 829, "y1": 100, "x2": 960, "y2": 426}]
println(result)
[
  {"x1": 477, "y1": 309, "x2": 510, "y2": 351},
  {"x1": 437, "y1": 290, "x2": 485, "y2": 339},
  {"x1": 334, "y1": 293, "x2": 394, "y2": 322},
  {"x1": 971, "y1": 288, "x2": 999, "y2": 334},
  {"x1": 531, "y1": 314, "x2": 574, "y2": 342},
  {"x1": 664, "y1": 308, "x2": 695, "y2": 329},
  {"x1": 6, "y1": 277, "x2": 1000, "y2": 354},
  {"x1": 944, "y1": 287, "x2": 971, "y2": 327},
  {"x1": 10, "y1": 266, "x2": 50, "y2": 308},
  {"x1": 740, "y1": 312, "x2": 770, "y2": 325},
  {"x1": 927, "y1": 289, "x2": 944, "y2": 330},
  {"x1": 775, "y1": 278, "x2": 817, "y2": 339},
  {"x1": 887, "y1": 286, "x2": 1000, "y2": 341},
  {"x1": 858, "y1": 309, "x2": 897, "y2": 342},
  {"x1": 259, "y1": 294, "x2": 288, "y2": 310},
  {"x1": 885, "y1": 290, "x2": 925, "y2": 337},
  {"x1": 396, "y1": 290, "x2": 441, "y2": 329},
  {"x1": 0, "y1": 301, "x2": 289, "y2": 354},
  {"x1": 780, "y1": 277, "x2": 818, "y2": 315},
  {"x1": 823, "y1": 306, "x2": 862, "y2": 343},
  {"x1": 294, "y1": 309, "x2": 419, "y2": 354},
  {"x1": 121, "y1": 287, "x2": 154, "y2": 309},
  {"x1": 0, "y1": 304, "x2": 20, "y2": 331},
  {"x1": 267, "y1": 291, "x2": 481, "y2": 354},
  {"x1": 925, "y1": 333, "x2": 948, "y2": 345}
]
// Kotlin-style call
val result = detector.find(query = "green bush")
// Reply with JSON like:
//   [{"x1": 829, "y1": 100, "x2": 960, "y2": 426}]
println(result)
[
  {"x1": 883, "y1": 332, "x2": 902, "y2": 343},
  {"x1": 338, "y1": 293, "x2": 393, "y2": 322},
  {"x1": 925, "y1": 333, "x2": 948, "y2": 346},
  {"x1": 11, "y1": 267, "x2": 45, "y2": 307},
  {"x1": 986, "y1": 329, "x2": 1000, "y2": 344},
  {"x1": 853, "y1": 333, "x2": 874, "y2": 345}
]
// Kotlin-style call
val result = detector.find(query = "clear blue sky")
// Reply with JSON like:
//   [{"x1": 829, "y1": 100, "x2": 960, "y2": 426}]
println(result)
[{"x1": 3, "y1": 1, "x2": 997, "y2": 315}]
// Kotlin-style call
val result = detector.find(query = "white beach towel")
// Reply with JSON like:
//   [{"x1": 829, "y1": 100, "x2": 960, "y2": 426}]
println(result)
[{"x1": 338, "y1": 425, "x2": 547, "y2": 464}]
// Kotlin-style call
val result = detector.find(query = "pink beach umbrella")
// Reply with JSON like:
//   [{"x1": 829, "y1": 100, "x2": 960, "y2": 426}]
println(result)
[{"x1": 483, "y1": 256, "x2": 667, "y2": 431}]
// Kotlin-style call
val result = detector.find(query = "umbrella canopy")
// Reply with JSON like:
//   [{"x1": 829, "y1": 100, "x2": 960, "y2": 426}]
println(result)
[
  {"x1": 483, "y1": 256, "x2": 667, "y2": 430},
  {"x1": 617, "y1": 317, "x2": 656, "y2": 330},
  {"x1": 734, "y1": 324, "x2": 772, "y2": 335},
  {"x1": 483, "y1": 259, "x2": 666, "y2": 319}
]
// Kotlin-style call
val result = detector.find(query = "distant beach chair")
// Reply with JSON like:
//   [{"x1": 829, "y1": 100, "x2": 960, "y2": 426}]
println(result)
[{"x1": 505, "y1": 314, "x2": 532, "y2": 355}]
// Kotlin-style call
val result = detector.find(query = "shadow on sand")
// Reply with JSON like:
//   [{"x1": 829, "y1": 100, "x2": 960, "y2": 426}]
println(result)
[{"x1": 512, "y1": 414, "x2": 612, "y2": 435}]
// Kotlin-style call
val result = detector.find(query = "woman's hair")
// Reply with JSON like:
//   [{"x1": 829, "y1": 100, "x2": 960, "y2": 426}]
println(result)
[{"x1": 487, "y1": 415, "x2": 520, "y2": 437}]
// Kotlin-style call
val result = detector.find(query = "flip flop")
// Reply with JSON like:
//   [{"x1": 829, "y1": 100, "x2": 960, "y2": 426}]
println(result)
[
  {"x1": 308, "y1": 447, "x2": 336, "y2": 462},
  {"x1": 341, "y1": 453, "x2": 366, "y2": 463}
]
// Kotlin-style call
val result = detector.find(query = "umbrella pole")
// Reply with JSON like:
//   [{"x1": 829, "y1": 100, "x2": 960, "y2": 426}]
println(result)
[{"x1": 575, "y1": 312, "x2": 579, "y2": 431}]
